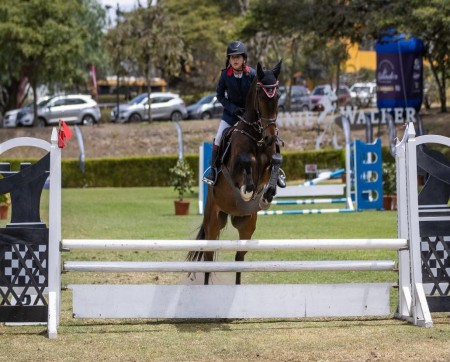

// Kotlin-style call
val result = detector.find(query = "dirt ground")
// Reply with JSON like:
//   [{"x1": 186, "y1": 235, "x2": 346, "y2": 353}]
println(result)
[{"x1": 0, "y1": 107, "x2": 448, "y2": 160}]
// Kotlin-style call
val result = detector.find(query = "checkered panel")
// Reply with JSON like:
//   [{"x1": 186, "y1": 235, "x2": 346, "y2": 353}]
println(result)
[
  {"x1": 0, "y1": 228, "x2": 49, "y2": 308},
  {"x1": 421, "y1": 236, "x2": 450, "y2": 296},
  {"x1": 2, "y1": 244, "x2": 47, "y2": 286}
]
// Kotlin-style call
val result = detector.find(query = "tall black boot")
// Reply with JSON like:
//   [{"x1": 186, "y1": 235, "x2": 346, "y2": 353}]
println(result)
[
  {"x1": 275, "y1": 144, "x2": 286, "y2": 188},
  {"x1": 202, "y1": 147, "x2": 220, "y2": 185}
]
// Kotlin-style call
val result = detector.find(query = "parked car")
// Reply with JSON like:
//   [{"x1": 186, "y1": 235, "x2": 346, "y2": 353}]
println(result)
[
  {"x1": 349, "y1": 82, "x2": 377, "y2": 108},
  {"x1": 3, "y1": 108, "x2": 21, "y2": 128},
  {"x1": 278, "y1": 85, "x2": 312, "y2": 112},
  {"x1": 310, "y1": 84, "x2": 351, "y2": 111},
  {"x1": 110, "y1": 92, "x2": 187, "y2": 123},
  {"x1": 14, "y1": 97, "x2": 53, "y2": 127},
  {"x1": 3, "y1": 97, "x2": 52, "y2": 127},
  {"x1": 186, "y1": 93, "x2": 223, "y2": 120},
  {"x1": 29, "y1": 95, "x2": 101, "y2": 127}
]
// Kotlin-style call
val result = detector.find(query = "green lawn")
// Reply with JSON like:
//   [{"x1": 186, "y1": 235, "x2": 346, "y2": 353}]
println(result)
[{"x1": 2, "y1": 187, "x2": 449, "y2": 362}]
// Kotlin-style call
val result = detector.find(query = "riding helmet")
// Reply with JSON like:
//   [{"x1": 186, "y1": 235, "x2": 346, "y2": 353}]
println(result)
[{"x1": 226, "y1": 41, "x2": 247, "y2": 59}]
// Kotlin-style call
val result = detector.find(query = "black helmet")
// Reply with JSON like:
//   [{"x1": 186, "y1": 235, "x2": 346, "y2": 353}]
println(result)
[{"x1": 226, "y1": 41, "x2": 247, "y2": 58}]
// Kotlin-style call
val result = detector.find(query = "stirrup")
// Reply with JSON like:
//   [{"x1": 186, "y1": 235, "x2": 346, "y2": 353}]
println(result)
[
  {"x1": 277, "y1": 168, "x2": 286, "y2": 188},
  {"x1": 202, "y1": 167, "x2": 217, "y2": 186}
]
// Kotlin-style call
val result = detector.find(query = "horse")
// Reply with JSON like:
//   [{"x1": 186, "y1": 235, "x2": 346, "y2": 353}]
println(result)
[{"x1": 188, "y1": 60, "x2": 283, "y2": 285}]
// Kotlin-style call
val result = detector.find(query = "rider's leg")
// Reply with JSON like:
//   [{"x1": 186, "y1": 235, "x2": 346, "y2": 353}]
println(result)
[
  {"x1": 202, "y1": 120, "x2": 230, "y2": 185},
  {"x1": 276, "y1": 144, "x2": 286, "y2": 188}
]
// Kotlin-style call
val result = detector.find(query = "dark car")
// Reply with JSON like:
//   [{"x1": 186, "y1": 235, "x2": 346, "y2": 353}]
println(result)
[
  {"x1": 186, "y1": 93, "x2": 223, "y2": 120},
  {"x1": 278, "y1": 85, "x2": 312, "y2": 112}
]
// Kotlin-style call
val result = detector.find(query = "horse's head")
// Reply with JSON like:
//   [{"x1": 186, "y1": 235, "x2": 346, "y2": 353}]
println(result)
[{"x1": 255, "y1": 60, "x2": 282, "y2": 144}]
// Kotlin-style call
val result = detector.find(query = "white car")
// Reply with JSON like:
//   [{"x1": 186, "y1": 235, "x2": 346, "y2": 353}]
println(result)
[
  {"x1": 110, "y1": 92, "x2": 187, "y2": 123},
  {"x1": 349, "y1": 82, "x2": 377, "y2": 108},
  {"x1": 3, "y1": 97, "x2": 50, "y2": 127},
  {"x1": 3, "y1": 108, "x2": 21, "y2": 128},
  {"x1": 14, "y1": 97, "x2": 53, "y2": 127},
  {"x1": 36, "y1": 95, "x2": 101, "y2": 127}
]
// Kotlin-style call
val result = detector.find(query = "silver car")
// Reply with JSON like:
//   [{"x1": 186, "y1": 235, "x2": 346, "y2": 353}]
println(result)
[
  {"x1": 36, "y1": 94, "x2": 101, "y2": 127},
  {"x1": 186, "y1": 93, "x2": 223, "y2": 120},
  {"x1": 3, "y1": 108, "x2": 21, "y2": 128},
  {"x1": 110, "y1": 92, "x2": 187, "y2": 123}
]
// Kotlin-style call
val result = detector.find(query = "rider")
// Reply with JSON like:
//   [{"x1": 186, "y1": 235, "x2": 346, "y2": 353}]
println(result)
[{"x1": 202, "y1": 40, "x2": 286, "y2": 188}]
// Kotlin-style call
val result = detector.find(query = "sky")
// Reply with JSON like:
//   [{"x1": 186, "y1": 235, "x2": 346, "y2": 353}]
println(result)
[
  {"x1": 101, "y1": 0, "x2": 138, "y2": 12},
  {"x1": 100, "y1": 0, "x2": 157, "y2": 25},
  {"x1": 100, "y1": 0, "x2": 157, "y2": 12}
]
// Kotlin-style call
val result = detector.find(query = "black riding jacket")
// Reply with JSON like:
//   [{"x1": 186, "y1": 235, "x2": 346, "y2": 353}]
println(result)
[{"x1": 216, "y1": 65, "x2": 256, "y2": 126}]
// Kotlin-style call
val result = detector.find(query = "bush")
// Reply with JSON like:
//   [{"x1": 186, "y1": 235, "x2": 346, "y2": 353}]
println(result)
[
  {"x1": 169, "y1": 159, "x2": 195, "y2": 200},
  {"x1": 382, "y1": 162, "x2": 397, "y2": 195}
]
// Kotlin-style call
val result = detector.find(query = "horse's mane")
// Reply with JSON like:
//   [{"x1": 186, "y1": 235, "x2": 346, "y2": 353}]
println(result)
[{"x1": 244, "y1": 76, "x2": 259, "y2": 123}]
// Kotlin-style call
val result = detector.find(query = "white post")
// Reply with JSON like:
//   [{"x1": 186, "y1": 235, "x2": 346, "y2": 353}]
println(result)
[
  {"x1": 405, "y1": 122, "x2": 432, "y2": 327},
  {"x1": 395, "y1": 128, "x2": 412, "y2": 320},
  {"x1": 345, "y1": 142, "x2": 354, "y2": 210},
  {"x1": 47, "y1": 128, "x2": 62, "y2": 338}
]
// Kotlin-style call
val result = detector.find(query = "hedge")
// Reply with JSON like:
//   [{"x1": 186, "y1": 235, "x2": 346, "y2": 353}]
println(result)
[{"x1": 8, "y1": 147, "x2": 395, "y2": 188}]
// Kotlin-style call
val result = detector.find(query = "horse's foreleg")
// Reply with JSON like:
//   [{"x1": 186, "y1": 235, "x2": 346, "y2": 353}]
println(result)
[
  {"x1": 234, "y1": 251, "x2": 247, "y2": 285},
  {"x1": 232, "y1": 214, "x2": 257, "y2": 285},
  {"x1": 203, "y1": 251, "x2": 214, "y2": 285},
  {"x1": 202, "y1": 207, "x2": 228, "y2": 285}
]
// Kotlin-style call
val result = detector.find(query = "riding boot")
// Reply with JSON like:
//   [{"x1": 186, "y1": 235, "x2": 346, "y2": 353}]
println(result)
[
  {"x1": 275, "y1": 144, "x2": 286, "y2": 188},
  {"x1": 277, "y1": 168, "x2": 286, "y2": 188},
  {"x1": 202, "y1": 147, "x2": 220, "y2": 185}
]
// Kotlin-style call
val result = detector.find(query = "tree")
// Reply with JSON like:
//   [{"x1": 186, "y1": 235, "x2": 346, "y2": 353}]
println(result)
[
  {"x1": 388, "y1": 1, "x2": 450, "y2": 112},
  {"x1": 105, "y1": 1, "x2": 187, "y2": 121},
  {"x1": 0, "y1": 0, "x2": 107, "y2": 121},
  {"x1": 163, "y1": 0, "x2": 236, "y2": 95}
]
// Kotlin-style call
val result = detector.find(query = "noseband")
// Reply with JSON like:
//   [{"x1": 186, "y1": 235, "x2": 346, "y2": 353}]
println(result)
[{"x1": 255, "y1": 80, "x2": 279, "y2": 125}]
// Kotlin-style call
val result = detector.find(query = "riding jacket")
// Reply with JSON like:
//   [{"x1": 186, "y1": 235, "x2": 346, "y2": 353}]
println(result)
[{"x1": 216, "y1": 65, "x2": 256, "y2": 126}]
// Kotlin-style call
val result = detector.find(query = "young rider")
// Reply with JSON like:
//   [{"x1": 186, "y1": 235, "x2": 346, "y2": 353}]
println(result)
[{"x1": 202, "y1": 41, "x2": 286, "y2": 188}]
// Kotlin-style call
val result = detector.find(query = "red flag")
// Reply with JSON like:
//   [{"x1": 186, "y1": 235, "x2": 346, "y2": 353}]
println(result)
[{"x1": 58, "y1": 120, "x2": 73, "y2": 148}]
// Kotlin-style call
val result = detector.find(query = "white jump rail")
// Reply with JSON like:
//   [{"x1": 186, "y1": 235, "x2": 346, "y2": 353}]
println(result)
[
  {"x1": 61, "y1": 238, "x2": 401, "y2": 326},
  {"x1": 62, "y1": 238, "x2": 407, "y2": 251},
  {"x1": 64, "y1": 260, "x2": 396, "y2": 272}
]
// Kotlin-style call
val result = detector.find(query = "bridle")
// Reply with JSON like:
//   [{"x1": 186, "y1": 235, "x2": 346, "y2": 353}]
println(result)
[
  {"x1": 236, "y1": 80, "x2": 282, "y2": 147},
  {"x1": 255, "y1": 80, "x2": 279, "y2": 124}
]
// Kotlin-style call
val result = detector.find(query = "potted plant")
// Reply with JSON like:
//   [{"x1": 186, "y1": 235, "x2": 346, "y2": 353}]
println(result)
[
  {"x1": 0, "y1": 193, "x2": 11, "y2": 220},
  {"x1": 382, "y1": 162, "x2": 397, "y2": 210},
  {"x1": 169, "y1": 158, "x2": 195, "y2": 215}
]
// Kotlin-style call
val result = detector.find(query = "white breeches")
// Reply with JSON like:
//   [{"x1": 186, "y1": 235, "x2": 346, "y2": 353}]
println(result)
[{"x1": 214, "y1": 120, "x2": 232, "y2": 146}]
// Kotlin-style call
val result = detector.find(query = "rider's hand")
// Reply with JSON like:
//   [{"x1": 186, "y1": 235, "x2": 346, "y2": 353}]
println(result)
[{"x1": 235, "y1": 108, "x2": 245, "y2": 116}]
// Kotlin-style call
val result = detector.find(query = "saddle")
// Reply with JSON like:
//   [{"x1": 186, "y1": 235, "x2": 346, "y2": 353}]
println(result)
[{"x1": 217, "y1": 126, "x2": 236, "y2": 170}]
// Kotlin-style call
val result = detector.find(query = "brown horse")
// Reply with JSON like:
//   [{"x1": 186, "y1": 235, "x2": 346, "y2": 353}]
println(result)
[{"x1": 188, "y1": 60, "x2": 283, "y2": 285}]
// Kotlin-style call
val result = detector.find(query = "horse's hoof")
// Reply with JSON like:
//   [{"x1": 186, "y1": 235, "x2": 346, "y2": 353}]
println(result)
[
  {"x1": 259, "y1": 198, "x2": 271, "y2": 210},
  {"x1": 240, "y1": 185, "x2": 253, "y2": 201}
]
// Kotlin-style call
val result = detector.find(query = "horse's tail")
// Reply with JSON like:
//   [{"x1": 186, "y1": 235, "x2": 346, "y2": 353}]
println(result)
[{"x1": 186, "y1": 224, "x2": 207, "y2": 261}]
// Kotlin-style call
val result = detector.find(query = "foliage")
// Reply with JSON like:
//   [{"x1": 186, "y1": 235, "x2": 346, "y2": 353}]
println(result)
[
  {"x1": 382, "y1": 162, "x2": 397, "y2": 195},
  {"x1": 0, "y1": 193, "x2": 10, "y2": 207},
  {"x1": 0, "y1": 0, "x2": 107, "y2": 117},
  {"x1": 104, "y1": 2, "x2": 188, "y2": 120},
  {"x1": 169, "y1": 159, "x2": 195, "y2": 201}
]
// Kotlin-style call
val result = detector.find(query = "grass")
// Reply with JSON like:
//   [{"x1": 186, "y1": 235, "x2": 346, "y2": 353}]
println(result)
[{"x1": 1, "y1": 187, "x2": 450, "y2": 361}]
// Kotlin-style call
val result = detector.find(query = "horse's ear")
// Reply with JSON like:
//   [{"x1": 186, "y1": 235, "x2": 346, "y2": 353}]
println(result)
[
  {"x1": 272, "y1": 60, "x2": 282, "y2": 79},
  {"x1": 257, "y1": 62, "x2": 265, "y2": 80}
]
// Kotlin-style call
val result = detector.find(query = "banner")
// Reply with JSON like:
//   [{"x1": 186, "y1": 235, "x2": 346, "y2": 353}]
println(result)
[{"x1": 375, "y1": 33, "x2": 424, "y2": 111}]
